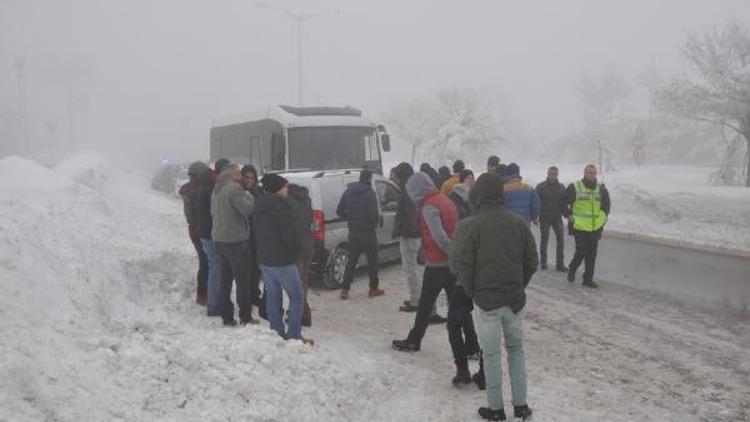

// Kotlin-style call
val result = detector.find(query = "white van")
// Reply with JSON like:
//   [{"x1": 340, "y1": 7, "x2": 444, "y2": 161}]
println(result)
[{"x1": 210, "y1": 105, "x2": 400, "y2": 288}]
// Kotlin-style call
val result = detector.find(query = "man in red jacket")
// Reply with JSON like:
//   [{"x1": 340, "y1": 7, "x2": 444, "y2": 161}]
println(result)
[{"x1": 392, "y1": 172, "x2": 479, "y2": 386}]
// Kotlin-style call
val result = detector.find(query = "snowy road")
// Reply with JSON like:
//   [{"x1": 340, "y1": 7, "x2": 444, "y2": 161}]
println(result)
[
  {"x1": 306, "y1": 263, "x2": 750, "y2": 421},
  {"x1": 532, "y1": 226, "x2": 750, "y2": 310}
]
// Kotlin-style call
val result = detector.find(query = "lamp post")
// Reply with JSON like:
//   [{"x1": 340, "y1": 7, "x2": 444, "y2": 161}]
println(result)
[{"x1": 255, "y1": 2, "x2": 338, "y2": 106}]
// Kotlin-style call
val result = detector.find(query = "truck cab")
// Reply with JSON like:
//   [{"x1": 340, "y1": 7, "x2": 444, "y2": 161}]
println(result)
[{"x1": 210, "y1": 105, "x2": 398, "y2": 288}]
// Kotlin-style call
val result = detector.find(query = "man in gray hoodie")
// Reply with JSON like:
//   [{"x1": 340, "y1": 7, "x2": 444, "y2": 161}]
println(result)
[{"x1": 211, "y1": 164, "x2": 256, "y2": 326}]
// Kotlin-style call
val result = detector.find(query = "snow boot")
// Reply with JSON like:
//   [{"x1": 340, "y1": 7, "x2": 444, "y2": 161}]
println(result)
[
  {"x1": 514, "y1": 405, "x2": 533, "y2": 421},
  {"x1": 340, "y1": 288, "x2": 349, "y2": 300},
  {"x1": 582, "y1": 280, "x2": 599, "y2": 289},
  {"x1": 399, "y1": 303, "x2": 418, "y2": 313},
  {"x1": 452, "y1": 360, "x2": 472, "y2": 386},
  {"x1": 478, "y1": 407, "x2": 506, "y2": 421},
  {"x1": 368, "y1": 288, "x2": 385, "y2": 298},
  {"x1": 566, "y1": 269, "x2": 575, "y2": 283},
  {"x1": 428, "y1": 312, "x2": 448, "y2": 324},
  {"x1": 392, "y1": 338, "x2": 420, "y2": 352}
]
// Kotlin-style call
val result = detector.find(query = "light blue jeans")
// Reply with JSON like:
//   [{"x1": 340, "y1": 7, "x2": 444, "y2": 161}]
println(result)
[
  {"x1": 260, "y1": 264, "x2": 304, "y2": 340},
  {"x1": 477, "y1": 306, "x2": 527, "y2": 410},
  {"x1": 200, "y1": 238, "x2": 221, "y2": 315}
]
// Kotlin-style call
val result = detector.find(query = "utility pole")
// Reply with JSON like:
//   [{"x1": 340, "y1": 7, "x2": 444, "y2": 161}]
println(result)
[{"x1": 254, "y1": 2, "x2": 338, "y2": 106}]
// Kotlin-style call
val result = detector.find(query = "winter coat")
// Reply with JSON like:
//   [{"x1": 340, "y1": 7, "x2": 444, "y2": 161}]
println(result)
[
  {"x1": 179, "y1": 179, "x2": 200, "y2": 239},
  {"x1": 535, "y1": 179, "x2": 566, "y2": 222},
  {"x1": 560, "y1": 179, "x2": 611, "y2": 238},
  {"x1": 210, "y1": 173, "x2": 255, "y2": 243},
  {"x1": 449, "y1": 183, "x2": 473, "y2": 220},
  {"x1": 392, "y1": 164, "x2": 420, "y2": 239},
  {"x1": 440, "y1": 174, "x2": 460, "y2": 196},
  {"x1": 503, "y1": 174, "x2": 540, "y2": 226},
  {"x1": 253, "y1": 192, "x2": 301, "y2": 267},
  {"x1": 450, "y1": 172, "x2": 538, "y2": 314},
  {"x1": 288, "y1": 184, "x2": 314, "y2": 261},
  {"x1": 336, "y1": 181, "x2": 380, "y2": 242},
  {"x1": 406, "y1": 172, "x2": 459, "y2": 267},
  {"x1": 195, "y1": 170, "x2": 217, "y2": 239}
]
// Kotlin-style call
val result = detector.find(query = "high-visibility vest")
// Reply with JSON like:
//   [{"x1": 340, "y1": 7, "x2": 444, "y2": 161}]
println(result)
[{"x1": 572, "y1": 180, "x2": 607, "y2": 232}]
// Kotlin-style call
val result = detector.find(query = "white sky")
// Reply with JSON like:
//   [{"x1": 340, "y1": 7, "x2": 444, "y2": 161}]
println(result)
[{"x1": 1, "y1": 0, "x2": 749, "y2": 164}]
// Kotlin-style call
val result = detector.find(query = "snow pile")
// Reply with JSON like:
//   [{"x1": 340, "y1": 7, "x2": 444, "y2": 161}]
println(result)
[{"x1": 0, "y1": 153, "x2": 391, "y2": 421}]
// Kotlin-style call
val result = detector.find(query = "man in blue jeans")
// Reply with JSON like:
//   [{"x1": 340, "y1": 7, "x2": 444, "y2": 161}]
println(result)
[
  {"x1": 451, "y1": 172, "x2": 538, "y2": 421},
  {"x1": 254, "y1": 173, "x2": 314, "y2": 345}
]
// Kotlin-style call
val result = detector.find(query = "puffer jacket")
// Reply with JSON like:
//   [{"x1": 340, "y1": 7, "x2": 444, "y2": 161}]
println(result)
[{"x1": 503, "y1": 173, "x2": 540, "y2": 226}]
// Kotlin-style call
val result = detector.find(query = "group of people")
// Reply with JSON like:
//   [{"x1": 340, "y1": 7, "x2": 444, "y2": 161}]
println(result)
[
  {"x1": 179, "y1": 159, "x2": 314, "y2": 345},
  {"x1": 386, "y1": 156, "x2": 610, "y2": 421},
  {"x1": 178, "y1": 153, "x2": 612, "y2": 421}
]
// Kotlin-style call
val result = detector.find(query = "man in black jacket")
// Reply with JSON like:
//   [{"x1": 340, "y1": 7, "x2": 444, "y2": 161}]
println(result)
[
  {"x1": 336, "y1": 170, "x2": 385, "y2": 300},
  {"x1": 254, "y1": 174, "x2": 312, "y2": 344},
  {"x1": 535, "y1": 166, "x2": 568, "y2": 272},
  {"x1": 288, "y1": 184, "x2": 314, "y2": 327}
]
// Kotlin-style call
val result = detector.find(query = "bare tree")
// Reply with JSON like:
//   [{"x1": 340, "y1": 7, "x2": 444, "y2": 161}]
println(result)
[{"x1": 653, "y1": 21, "x2": 750, "y2": 186}]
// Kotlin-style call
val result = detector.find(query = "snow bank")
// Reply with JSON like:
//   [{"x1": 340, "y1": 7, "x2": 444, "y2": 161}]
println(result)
[{"x1": 0, "y1": 153, "x2": 390, "y2": 421}]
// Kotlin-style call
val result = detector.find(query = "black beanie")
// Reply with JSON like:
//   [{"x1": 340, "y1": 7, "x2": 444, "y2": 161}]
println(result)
[{"x1": 261, "y1": 173, "x2": 288, "y2": 194}]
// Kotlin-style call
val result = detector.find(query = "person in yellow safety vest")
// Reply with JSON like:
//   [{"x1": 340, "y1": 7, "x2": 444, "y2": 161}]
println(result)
[{"x1": 560, "y1": 164, "x2": 611, "y2": 288}]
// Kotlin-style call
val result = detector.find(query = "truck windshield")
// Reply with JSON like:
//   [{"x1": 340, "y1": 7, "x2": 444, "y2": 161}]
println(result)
[{"x1": 288, "y1": 127, "x2": 377, "y2": 171}]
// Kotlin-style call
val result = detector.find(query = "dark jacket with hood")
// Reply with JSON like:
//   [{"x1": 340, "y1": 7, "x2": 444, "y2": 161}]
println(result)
[
  {"x1": 392, "y1": 163, "x2": 420, "y2": 239},
  {"x1": 450, "y1": 172, "x2": 539, "y2": 314},
  {"x1": 336, "y1": 181, "x2": 380, "y2": 242},
  {"x1": 288, "y1": 184, "x2": 314, "y2": 261},
  {"x1": 253, "y1": 192, "x2": 301, "y2": 267},
  {"x1": 195, "y1": 170, "x2": 217, "y2": 239}
]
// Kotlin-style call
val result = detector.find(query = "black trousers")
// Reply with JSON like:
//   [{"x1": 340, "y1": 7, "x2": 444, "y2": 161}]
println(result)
[
  {"x1": 342, "y1": 236, "x2": 379, "y2": 290},
  {"x1": 540, "y1": 217, "x2": 565, "y2": 267},
  {"x1": 189, "y1": 233, "x2": 208, "y2": 299},
  {"x1": 216, "y1": 241, "x2": 253, "y2": 323},
  {"x1": 407, "y1": 267, "x2": 479, "y2": 362},
  {"x1": 247, "y1": 239, "x2": 262, "y2": 307},
  {"x1": 569, "y1": 230, "x2": 600, "y2": 282}
]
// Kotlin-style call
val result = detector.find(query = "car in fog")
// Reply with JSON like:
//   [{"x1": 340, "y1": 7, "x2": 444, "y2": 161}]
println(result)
[
  {"x1": 151, "y1": 162, "x2": 188, "y2": 197},
  {"x1": 210, "y1": 105, "x2": 397, "y2": 288}
]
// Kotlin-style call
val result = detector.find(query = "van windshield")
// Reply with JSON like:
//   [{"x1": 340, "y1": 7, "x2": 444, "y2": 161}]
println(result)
[{"x1": 288, "y1": 127, "x2": 377, "y2": 171}]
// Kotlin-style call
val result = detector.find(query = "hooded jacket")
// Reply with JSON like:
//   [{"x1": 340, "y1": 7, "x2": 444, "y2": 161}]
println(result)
[
  {"x1": 210, "y1": 171, "x2": 254, "y2": 242},
  {"x1": 449, "y1": 183, "x2": 473, "y2": 220},
  {"x1": 503, "y1": 173, "x2": 540, "y2": 225},
  {"x1": 288, "y1": 184, "x2": 314, "y2": 260},
  {"x1": 179, "y1": 179, "x2": 200, "y2": 237},
  {"x1": 336, "y1": 181, "x2": 379, "y2": 241},
  {"x1": 406, "y1": 172, "x2": 459, "y2": 267},
  {"x1": 393, "y1": 163, "x2": 420, "y2": 239},
  {"x1": 450, "y1": 172, "x2": 538, "y2": 314},
  {"x1": 253, "y1": 192, "x2": 301, "y2": 266},
  {"x1": 195, "y1": 170, "x2": 217, "y2": 239}
]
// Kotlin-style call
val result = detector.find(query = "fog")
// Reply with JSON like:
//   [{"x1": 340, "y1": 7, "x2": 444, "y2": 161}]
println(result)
[{"x1": 1, "y1": 0, "x2": 749, "y2": 168}]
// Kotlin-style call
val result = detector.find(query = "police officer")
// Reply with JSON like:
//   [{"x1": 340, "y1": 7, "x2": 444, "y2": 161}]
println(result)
[{"x1": 560, "y1": 164, "x2": 611, "y2": 288}]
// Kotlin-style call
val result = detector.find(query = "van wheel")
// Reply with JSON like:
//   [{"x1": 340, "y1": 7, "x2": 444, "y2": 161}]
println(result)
[{"x1": 323, "y1": 245, "x2": 349, "y2": 289}]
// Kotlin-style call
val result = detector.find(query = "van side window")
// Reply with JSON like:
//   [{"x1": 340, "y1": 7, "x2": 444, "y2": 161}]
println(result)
[
  {"x1": 375, "y1": 181, "x2": 400, "y2": 211},
  {"x1": 271, "y1": 132, "x2": 286, "y2": 170}
]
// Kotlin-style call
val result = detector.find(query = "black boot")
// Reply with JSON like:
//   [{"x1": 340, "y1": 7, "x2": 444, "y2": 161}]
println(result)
[
  {"x1": 478, "y1": 407, "x2": 506, "y2": 421},
  {"x1": 452, "y1": 360, "x2": 472, "y2": 386},
  {"x1": 514, "y1": 405, "x2": 533, "y2": 421},
  {"x1": 567, "y1": 268, "x2": 575, "y2": 283},
  {"x1": 392, "y1": 338, "x2": 420, "y2": 352}
]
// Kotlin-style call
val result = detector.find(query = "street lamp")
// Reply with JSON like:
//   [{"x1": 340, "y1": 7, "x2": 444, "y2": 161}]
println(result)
[{"x1": 255, "y1": 2, "x2": 339, "y2": 106}]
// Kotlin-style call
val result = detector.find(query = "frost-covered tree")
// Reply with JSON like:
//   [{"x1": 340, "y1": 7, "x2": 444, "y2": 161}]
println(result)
[
  {"x1": 653, "y1": 21, "x2": 750, "y2": 186},
  {"x1": 386, "y1": 88, "x2": 505, "y2": 166}
]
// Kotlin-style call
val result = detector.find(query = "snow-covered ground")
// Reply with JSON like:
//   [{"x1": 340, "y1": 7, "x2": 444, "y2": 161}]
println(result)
[{"x1": 1, "y1": 154, "x2": 749, "y2": 421}]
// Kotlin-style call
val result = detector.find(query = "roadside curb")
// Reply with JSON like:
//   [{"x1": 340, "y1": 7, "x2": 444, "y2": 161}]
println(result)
[{"x1": 604, "y1": 229, "x2": 750, "y2": 259}]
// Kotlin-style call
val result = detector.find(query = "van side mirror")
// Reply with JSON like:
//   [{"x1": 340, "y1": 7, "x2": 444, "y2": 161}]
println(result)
[{"x1": 381, "y1": 133, "x2": 391, "y2": 152}]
